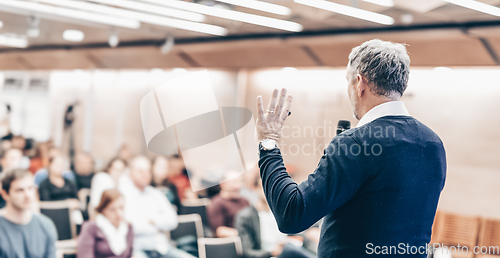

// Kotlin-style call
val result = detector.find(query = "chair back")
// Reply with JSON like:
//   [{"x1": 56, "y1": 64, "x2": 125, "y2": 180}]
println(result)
[
  {"x1": 477, "y1": 218, "x2": 500, "y2": 256},
  {"x1": 171, "y1": 214, "x2": 204, "y2": 241},
  {"x1": 180, "y1": 199, "x2": 211, "y2": 229},
  {"x1": 40, "y1": 201, "x2": 76, "y2": 240},
  {"x1": 432, "y1": 211, "x2": 480, "y2": 258},
  {"x1": 198, "y1": 237, "x2": 242, "y2": 258}
]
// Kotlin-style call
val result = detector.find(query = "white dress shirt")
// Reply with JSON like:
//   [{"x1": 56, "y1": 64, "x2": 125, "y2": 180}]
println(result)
[
  {"x1": 355, "y1": 101, "x2": 410, "y2": 128},
  {"x1": 119, "y1": 175, "x2": 178, "y2": 255}
]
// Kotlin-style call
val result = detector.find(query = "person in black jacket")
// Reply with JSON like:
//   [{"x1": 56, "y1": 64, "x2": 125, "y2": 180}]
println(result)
[{"x1": 256, "y1": 39, "x2": 446, "y2": 258}]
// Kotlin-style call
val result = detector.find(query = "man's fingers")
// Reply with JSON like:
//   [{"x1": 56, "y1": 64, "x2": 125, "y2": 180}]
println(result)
[
  {"x1": 280, "y1": 94, "x2": 293, "y2": 124},
  {"x1": 257, "y1": 95, "x2": 265, "y2": 122},
  {"x1": 267, "y1": 89, "x2": 279, "y2": 114},
  {"x1": 274, "y1": 88, "x2": 287, "y2": 119}
]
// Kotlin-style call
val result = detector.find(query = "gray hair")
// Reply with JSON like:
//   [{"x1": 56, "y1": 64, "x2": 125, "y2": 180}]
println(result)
[{"x1": 348, "y1": 39, "x2": 410, "y2": 98}]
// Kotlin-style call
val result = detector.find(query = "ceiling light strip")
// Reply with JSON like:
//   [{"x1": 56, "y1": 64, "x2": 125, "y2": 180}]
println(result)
[
  {"x1": 86, "y1": 0, "x2": 206, "y2": 22},
  {"x1": 214, "y1": 0, "x2": 291, "y2": 16},
  {"x1": 294, "y1": 0, "x2": 394, "y2": 25},
  {"x1": 138, "y1": 0, "x2": 303, "y2": 32},
  {"x1": 35, "y1": 0, "x2": 227, "y2": 36},
  {"x1": 0, "y1": 0, "x2": 140, "y2": 29},
  {"x1": 443, "y1": 0, "x2": 500, "y2": 17},
  {"x1": 362, "y1": 0, "x2": 395, "y2": 7}
]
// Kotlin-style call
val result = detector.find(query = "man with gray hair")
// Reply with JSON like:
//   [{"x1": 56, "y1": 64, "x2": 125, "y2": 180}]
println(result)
[{"x1": 256, "y1": 39, "x2": 446, "y2": 257}]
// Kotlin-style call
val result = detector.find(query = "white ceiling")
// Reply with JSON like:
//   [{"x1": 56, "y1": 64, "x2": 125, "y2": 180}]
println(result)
[{"x1": 0, "y1": 0, "x2": 500, "y2": 49}]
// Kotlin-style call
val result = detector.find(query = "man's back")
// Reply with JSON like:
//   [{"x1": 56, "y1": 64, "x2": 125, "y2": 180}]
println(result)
[
  {"x1": 0, "y1": 213, "x2": 58, "y2": 258},
  {"x1": 319, "y1": 116, "x2": 446, "y2": 257}
]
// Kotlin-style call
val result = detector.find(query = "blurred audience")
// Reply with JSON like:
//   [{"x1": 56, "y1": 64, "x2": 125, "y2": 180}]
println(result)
[
  {"x1": 78, "y1": 189, "x2": 134, "y2": 258},
  {"x1": 235, "y1": 180, "x2": 316, "y2": 258},
  {"x1": 34, "y1": 148, "x2": 75, "y2": 187},
  {"x1": 0, "y1": 169, "x2": 58, "y2": 257},
  {"x1": 28, "y1": 142, "x2": 50, "y2": 174},
  {"x1": 38, "y1": 155, "x2": 79, "y2": 210},
  {"x1": 119, "y1": 156, "x2": 194, "y2": 258},
  {"x1": 167, "y1": 155, "x2": 194, "y2": 200},
  {"x1": 151, "y1": 156, "x2": 181, "y2": 212},
  {"x1": 73, "y1": 152, "x2": 95, "y2": 190},
  {"x1": 90, "y1": 157, "x2": 127, "y2": 209},
  {"x1": 0, "y1": 148, "x2": 23, "y2": 172},
  {"x1": 208, "y1": 171, "x2": 249, "y2": 238}
]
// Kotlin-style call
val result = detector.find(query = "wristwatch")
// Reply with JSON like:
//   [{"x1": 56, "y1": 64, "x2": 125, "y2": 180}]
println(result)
[{"x1": 259, "y1": 138, "x2": 278, "y2": 151}]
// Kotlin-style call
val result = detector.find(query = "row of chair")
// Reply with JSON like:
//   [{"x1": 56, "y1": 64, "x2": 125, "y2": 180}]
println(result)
[{"x1": 430, "y1": 211, "x2": 500, "y2": 258}]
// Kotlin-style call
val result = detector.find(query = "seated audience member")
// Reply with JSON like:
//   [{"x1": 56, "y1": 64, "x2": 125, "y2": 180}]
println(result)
[
  {"x1": 78, "y1": 189, "x2": 134, "y2": 258},
  {"x1": 208, "y1": 171, "x2": 250, "y2": 238},
  {"x1": 119, "y1": 156, "x2": 194, "y2": 258},
  {"x1": 0, "y1": 147, "x2": 23, "y2": 173},
  {"x1": 38, "y1": 155, "x2": 79, "y2": 209},
  {"x1": 240, "y1": 167, "x2": 261, "y2": 205},
  {"x1": 167, "y1": 154, "x2": 195, "y2": 200},
  {"x1": 73, "y1": 152, "x2": 95, "y2": 190},
  {"x1": 0, "y1": 148, "x2": 24, "y2": 208},
  {"x1": 33, "y1": 148, "x2": 75, "y2": 186},
  {"x1": 235, "y1": 181, "x2": 316, "y2": 258},
  {"x1": 90, "y1": 157, "x2": 127, "y2": 209},
  {"x1": 151, "y1": 155, "x2": 181, "y2": 212},
  {"x1": 0, "y1": 169, "x2": 58, "y2": 257},
  {"x1": 29, "y1": 142, "x2": 49, "y2": 174}
]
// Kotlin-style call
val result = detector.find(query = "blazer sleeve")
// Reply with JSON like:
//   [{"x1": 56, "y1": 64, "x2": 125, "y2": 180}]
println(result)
[
  {"x1": 258, "y1": 135, "x2": 365, "y2": 234},
  {"x1": 235, "y1": 208, "x2": 272, "y2": 258}
]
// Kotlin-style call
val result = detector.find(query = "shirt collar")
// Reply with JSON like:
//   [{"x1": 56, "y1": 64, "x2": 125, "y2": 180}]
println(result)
[{"x1": 355, "y1": 101, "x2": 410, "y2": 128}]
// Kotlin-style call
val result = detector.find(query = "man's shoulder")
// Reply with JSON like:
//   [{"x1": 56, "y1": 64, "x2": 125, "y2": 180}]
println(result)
[
  {"x1": 33, "y1": 213, "x2": 58, "y2": 237},
  {"x1": 345, "y1": 115, "x2": 441, "y2": 141}
]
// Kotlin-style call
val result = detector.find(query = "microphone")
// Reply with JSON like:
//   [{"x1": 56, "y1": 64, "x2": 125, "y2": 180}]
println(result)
[{"x1": 336, "y1": 120, "x2": 351, "y2": 135}]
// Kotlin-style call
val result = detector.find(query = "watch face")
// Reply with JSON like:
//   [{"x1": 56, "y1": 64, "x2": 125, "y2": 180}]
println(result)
[{"x1": 262, "y1": 139, "x2": 276, "y2": 149}]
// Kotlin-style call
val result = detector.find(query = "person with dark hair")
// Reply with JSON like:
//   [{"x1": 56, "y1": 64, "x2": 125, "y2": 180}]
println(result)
[
  {"x1": 73, "y1": 152, "x2": 95, "y2": 190},
  {"x1": 90, "y1": 157, "x2": 127, "y2": 209},
  {"x1": 38, "y1": 155, "x2": 79, "y2": 209},
  {"x1": 78, "y1": 189, "x2": 134, "y2": 258},
  {"x1": 151, "y1": 155, "x2": 181, "y2": 212},
  {"x1": 0, "y1": 169, "x2": 58, "y2": 258}
]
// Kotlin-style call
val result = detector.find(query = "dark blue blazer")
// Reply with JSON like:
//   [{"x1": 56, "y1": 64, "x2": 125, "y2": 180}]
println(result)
[{"x1": 259, "y1": 115, "x2": 446, "y2": 257}]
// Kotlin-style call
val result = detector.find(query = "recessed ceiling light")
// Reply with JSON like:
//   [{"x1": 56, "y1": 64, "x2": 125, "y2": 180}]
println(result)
[
  {"x1": 0, "y1": 34, "x2": 28, "y2": 48},
  {"x1": 0, "y1": 20, "x2": 3, "y2": 29},
  {"x1": 63, "y1": 29, "x2": 84, "y2": 42}
]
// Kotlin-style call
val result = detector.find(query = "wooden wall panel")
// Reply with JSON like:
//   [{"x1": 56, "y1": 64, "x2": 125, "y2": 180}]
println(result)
[{"x1": 89, "y1": 46, "x2": 191, "y2": 69}]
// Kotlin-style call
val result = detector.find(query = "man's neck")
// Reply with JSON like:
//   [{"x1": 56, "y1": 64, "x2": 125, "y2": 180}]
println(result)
[
  {"x1": 358, "y1": 97, "x2": 398, "y2": 121},
  {"x1": 3, "y1": 204, "x2": 33, "y2": 225}
]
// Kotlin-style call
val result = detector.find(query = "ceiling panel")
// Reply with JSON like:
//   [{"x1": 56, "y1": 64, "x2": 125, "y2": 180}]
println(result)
[
  {"x1": 17, "y1": 50, "x2": 97, "y2": 69},
  {"x1": 88, "y1": 46, "x2": 191, "y2": 69},
  {"x1": 179, "y1": 39, "x2": 317, "y2": 68}
]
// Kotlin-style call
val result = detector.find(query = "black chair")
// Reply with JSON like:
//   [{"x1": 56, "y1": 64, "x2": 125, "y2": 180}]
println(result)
[
  {"x1": 170, "y1": 214, "x2": 204, "y2": 241},
  {"x1": 198, "y1": 237, "x2": 242, "y2": 258},
  {"x1": 179, "y1": 198, "x2": 211, "y2": 235},
  {"x1": 40, "y1": 201, "x2": 77, "y2": 241}
]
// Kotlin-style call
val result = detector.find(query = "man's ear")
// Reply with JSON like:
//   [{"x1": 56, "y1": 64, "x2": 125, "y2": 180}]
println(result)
[
  {"x1": 0, "y1": 188, "x2": 7, "y2": 202},
  {"x1": 356, "y1": 74, "x2": 368, "y2": 98}
]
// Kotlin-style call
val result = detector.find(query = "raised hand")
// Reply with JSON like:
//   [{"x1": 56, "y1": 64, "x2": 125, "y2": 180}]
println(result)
[{"x1": 256, "y1": 88, "x2": 293, "y2": 143}]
